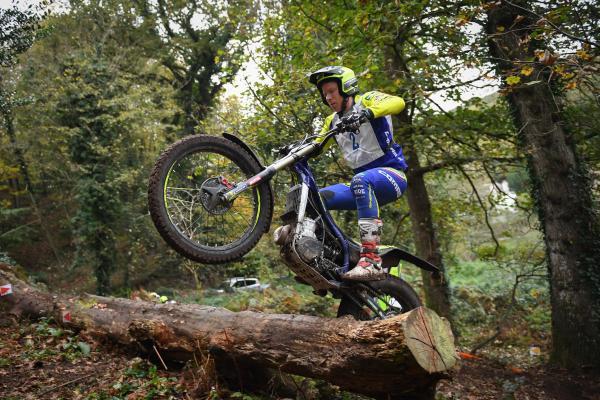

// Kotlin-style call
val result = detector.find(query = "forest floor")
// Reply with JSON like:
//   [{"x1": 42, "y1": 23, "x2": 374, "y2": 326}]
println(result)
[{"x1": 1, "y1": 316, "x2": 599, "y2": 400}]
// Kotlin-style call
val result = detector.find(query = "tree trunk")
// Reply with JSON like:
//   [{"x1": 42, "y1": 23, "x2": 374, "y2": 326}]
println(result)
[
  {"x1": 404, "y1": 145, "x2": 453, "y2": 323},
  {"x1": 486, "y1": 0, "x2": 600, "y2": 368},
  {"x1": 396, "y1": 107, "x2": 453, "y2": 322},
  {"x1": 0, "y1": 263, "x2": 457, "y2": 400},
  {"x1": 386, "y1": 42, "x2": 453, "y2": 322}
]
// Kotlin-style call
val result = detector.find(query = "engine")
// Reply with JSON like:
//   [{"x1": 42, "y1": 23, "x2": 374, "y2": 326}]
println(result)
[
  {"x1": 273, "y1": 184, "x2": 338, "y2": 290},
  {"x1": 273, "y1": 218, "x2": 323, "y2": 263}
]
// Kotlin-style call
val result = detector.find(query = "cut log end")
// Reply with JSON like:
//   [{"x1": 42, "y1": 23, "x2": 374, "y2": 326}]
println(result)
[{"x1": 404, "y1": 307, "x2": 458, "y2": 373}]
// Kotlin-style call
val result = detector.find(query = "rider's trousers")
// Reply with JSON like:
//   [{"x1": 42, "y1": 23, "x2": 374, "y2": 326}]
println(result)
[{"x1": 319, "y1": 167, "x2": 407, "y2": 219}]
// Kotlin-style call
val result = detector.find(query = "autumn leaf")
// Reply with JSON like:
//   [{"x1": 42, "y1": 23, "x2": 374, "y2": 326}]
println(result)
[
  {"x1": 506, "y1": 75, "x2": 521, "y2": 85},
  {"x1": 520, "y1": 66, "x2": 534, "y2": 76},
  {"x1": 455, "y1": 15, "x2": 469, "y2": 27},
  {"x1": 576, "y1": 49, "x2": 592, "y2": 61}
]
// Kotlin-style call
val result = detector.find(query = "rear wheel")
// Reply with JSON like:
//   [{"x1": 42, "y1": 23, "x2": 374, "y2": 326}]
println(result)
[
  {"x1": 337, "y1": 276, "x2": 421, "y2": 320},
  {"x1": 148, "y1": 135, "x2": 273, "y2": 263}
]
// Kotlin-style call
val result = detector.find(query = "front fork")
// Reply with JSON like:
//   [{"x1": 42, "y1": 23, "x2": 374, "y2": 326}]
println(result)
[
  {"x1": 222, "y1": 142, "x2": 318, "y2": 203},
  {"x1": 295, "y1": 183, "x2": 312, "y2": 235}
]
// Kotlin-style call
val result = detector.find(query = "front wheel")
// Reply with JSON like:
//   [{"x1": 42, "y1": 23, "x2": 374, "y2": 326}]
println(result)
[
  {"x1": 148, "y1": 135, "x2": 273, "y2": 263},
  {"x1": 337, "y1": 276, "x2": 421, "y2": 320}
]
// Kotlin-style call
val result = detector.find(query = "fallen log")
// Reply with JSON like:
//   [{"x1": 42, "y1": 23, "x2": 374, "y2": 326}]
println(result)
[{"x1": 0, "y1": 264, "x2": 457, "y2": 399}]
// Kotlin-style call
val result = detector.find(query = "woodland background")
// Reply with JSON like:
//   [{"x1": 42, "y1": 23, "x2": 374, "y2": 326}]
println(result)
[{"x1": 1, "y1": 0, "x2": 599, "y2": 398}]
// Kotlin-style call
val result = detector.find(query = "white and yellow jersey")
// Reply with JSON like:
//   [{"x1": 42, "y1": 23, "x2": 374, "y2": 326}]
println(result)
[{"x1": 315, "y1": 91, "x2": 407, "y2": 173}]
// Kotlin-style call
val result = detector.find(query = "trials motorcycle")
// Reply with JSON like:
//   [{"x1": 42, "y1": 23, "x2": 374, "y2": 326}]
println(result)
[{"x1": 148, "y1": 124, "x2": 440, "y2": 320}]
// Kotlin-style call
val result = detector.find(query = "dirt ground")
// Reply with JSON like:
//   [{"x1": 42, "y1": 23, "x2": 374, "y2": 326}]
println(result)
[
  {"x1": 1, "y1": 317, "x2": 599, "y2": 400},
  {"x1": 437, "y1": 357, "x2": 600, "y2": 400}
]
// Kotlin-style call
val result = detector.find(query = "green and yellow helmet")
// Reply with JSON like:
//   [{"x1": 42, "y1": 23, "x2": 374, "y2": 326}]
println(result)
[{"x1": 308, "y1": 66, "x2": 359, "y2": 104}]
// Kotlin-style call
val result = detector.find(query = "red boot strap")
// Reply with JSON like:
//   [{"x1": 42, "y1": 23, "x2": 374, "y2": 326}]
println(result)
[
  {"x1": 358, "y1": 258, "x2": 383, "y2": 269},
  {"x1": 360, "y1": 242, "x2": 379, "y2": 254},
  {"x1": 358, "y1": 252, "x2": 382, "y2": 268}
]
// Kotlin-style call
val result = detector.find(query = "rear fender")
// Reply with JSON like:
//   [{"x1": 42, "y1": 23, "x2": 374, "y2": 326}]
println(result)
[{"x1": 381, "y1": 247, "x2": 440, "y2": 273}]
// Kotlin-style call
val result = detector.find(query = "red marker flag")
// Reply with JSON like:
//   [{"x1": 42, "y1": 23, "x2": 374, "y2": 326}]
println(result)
[
  {"x1": 62, "y1": 311, "x2": 71, "y2": 323},
  {"x1": 0, "y1": 284, "x2": 13, "y2": 296}
]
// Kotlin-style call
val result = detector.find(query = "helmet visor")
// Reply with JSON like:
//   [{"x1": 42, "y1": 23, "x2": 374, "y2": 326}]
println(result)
[{"x1": 308, "y1": 66, "x2": 346, "y2": 85}]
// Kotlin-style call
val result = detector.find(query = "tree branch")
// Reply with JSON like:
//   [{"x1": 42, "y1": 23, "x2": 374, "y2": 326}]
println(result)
[
  {"x1": 391, "y1": 212, "x2": 411, "y2": 244},
  {"x1": 244, "y1": 78, "x2": 304, "y2": 135},
  {"x1": 471, "y1": 265, "x2": 547, "y2": 354},
  {"x1": 481, "y1": 161, "x2": 530, "y2": 213},
  {"x1": 181, "y1": 1, "x2": 199, "y2": 42},
  {"x1": 456, "y1": 164, "x2": 500, "y2": 255},
  {"x1": 156, "y1": 0, "x2": 175, "y2": 38},
  {"x1": 503, "y1": 0, "x2": 600, "y2": 48},
  {"x1": 413, "y1": 156, "x2": 523, "y2": 175},
  {"x1": 292, "y1": 0, "x2": 334, "y2": 33}
]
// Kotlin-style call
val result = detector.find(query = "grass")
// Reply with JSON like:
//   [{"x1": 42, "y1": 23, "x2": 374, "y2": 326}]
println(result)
[{"x1": 447, "y1": 258, "x2": 551, "y2": 365}]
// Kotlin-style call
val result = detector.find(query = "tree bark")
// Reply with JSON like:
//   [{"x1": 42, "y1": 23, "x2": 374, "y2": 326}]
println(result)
[
  {"x1": 486, "y1": 0, "x2": 600, "y2": 368},
  {"x1": 404, "y1": 147, "x2": 453, "y2": 323},
  {"x1": 0, "y1": 263, "x2": 457, "y2": 400},
  {"x1": 385, "y1": 40, "x2": 453, "y2": 322},
  {"x1": 396, "y1": 106, "x2": 453, "y2": 322}
]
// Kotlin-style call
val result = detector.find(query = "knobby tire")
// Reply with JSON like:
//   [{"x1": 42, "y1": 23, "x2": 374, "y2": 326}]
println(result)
[{"x1": 148, "y1": 135, "x2": 273, "y2": 264}]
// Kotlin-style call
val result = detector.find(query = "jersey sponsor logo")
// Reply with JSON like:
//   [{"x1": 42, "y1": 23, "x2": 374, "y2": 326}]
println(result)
[
  {"x1": 378, "y1": 169, "x2": 402, "y2": 197},
  {"x1": 363, "y1": 92, "x2": 389, "y2": 102}
]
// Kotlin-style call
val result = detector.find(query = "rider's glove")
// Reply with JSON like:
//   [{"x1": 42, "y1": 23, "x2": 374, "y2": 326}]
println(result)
[{"x1": 339, "y1": 109, "x2": 374, "y2": 132}]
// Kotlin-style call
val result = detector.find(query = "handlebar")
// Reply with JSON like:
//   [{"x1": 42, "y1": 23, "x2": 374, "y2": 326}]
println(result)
[{"x1": 278, "y1": 112, "x2": 367, "y2": 159}]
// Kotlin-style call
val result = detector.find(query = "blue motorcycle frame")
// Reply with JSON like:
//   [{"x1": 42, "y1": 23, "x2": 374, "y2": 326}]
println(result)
[{"x1": 221, "y1": 129, "x2": 440, "y2": 287}]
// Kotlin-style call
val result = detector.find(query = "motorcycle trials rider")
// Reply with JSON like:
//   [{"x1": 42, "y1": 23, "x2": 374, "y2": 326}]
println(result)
[{"x1": 308, "y1": 66, "x2": 407, "y2": 282}]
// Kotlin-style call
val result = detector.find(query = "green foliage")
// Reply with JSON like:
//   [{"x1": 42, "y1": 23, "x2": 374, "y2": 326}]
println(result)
[
  {"x1": 57, "y1": 57, "x2": 130, "y2": 294},
  {"x1": 504, "y1": 167, "x2": 530, "y2": 194},
  {"x1": 86, "y1": 358, "x2": 180, "y2": 400},
  {"x1": 16, "y1": 317, "x2": 92, "y2": 362},
  {"x1": 5, "y1": 3, "x2": 180, "y2": 293},
  {"x1": 0, "y1": 251, "x2": 17, "y2": 266},
  {"x1": 130, "y1": 0, "x2": 258, "y2": 135},
  {"x1": 200, "y1": 278, "x2": 337, "y2": 317},
  {"x1": 449, "y1": 259, "x2": 550, "y2": 352},
  {"x1": 0, "y1": 4, "x2": 46, "y2": 67}
]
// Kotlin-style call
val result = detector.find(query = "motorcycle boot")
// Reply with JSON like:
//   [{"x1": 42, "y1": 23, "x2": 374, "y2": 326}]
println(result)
[{"x1": 343, "y1": 218, "x2": 386, "y2": 281}]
